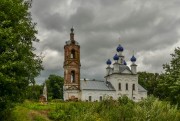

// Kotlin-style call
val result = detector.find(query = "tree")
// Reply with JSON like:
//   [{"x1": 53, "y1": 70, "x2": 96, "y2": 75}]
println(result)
[
  {"x1": 138, "y1": 72, "x2": 159, "y2": 95},
  {"x1": 46, "y1": 75, "x2": 64, "y2": 100},
  {"x1": 25, "y1": 84, "x2": 43, "y2": 101},
  {"x1": 0, "y1": 0, "x2": 43, "y2": 119},
  {"x1": 157, "y1": 47, "x2": 180, "y2": 105}
]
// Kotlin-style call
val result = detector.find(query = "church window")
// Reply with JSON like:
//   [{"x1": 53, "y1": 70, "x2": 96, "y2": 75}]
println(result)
[
  {"x1": 126, "y1": 83, "x2": 128, "y2": 90},
  {"x1": 89, "y1": 96, "x2": 92, "y2": 102},
  {"x1": 99, "y1": 96, "x2": 102, "y2": 101},
  {"x1": 71, "y1": 71, "x2": 75, "y2": 83},
  {"x1": 71, "y1": 49, "x2": 75, "y2": 59},
  {"x1": 121, "y1": 58, "x2": 123, "y2": 64},
  {"x1": 118, "y1": 83, "x2": 121, "y2": 90},
  {"x1": 132, "y1": 84, "x2": 135, "y2": 90}
]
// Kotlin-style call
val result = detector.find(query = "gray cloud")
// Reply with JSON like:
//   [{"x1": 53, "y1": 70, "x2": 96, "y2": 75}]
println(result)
[{"x1": 31, "y1": 0, "x2": 180, "y2": 84}]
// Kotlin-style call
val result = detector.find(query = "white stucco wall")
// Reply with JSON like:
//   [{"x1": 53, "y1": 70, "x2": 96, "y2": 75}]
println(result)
[
  {"x1": 138, "y1": 91, "x2": 147, "y2": 100},
  {"x1": 106, "y1": 74, "x2": 145, "y2": 101},
  {"x1": 81, "y1": 90, "x2": 115, "y2": 102}
]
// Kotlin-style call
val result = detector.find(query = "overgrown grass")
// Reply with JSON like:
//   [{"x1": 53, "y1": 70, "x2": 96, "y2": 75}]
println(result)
[
  {"x1": 8, "y1": 96, "x2": 180, "y2": 121},
  {"x1": 9, "y1": 100, "x2": 52, "y2": 121}
]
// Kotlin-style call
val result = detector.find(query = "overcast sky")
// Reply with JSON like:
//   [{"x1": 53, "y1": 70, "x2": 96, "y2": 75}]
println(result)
[{"x1": 30, "y1": 0, "x2": 180, "y2": 84}]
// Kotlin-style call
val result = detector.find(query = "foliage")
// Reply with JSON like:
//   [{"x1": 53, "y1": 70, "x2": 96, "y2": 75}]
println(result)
[
  {"x1": 134, "y1": 96, "x2": 180, "y2": 121},
  {"x1": 8, "y1": 97, "x2": 180, "y2": 121},
  {"x1": 22, "y1": 100, "x2": 54, "y2": 111},
  {"x1": 10, "y1": 105, "x2": 50, "y2": 121},
  {"x1": 138, "y1": 72, "x2": 159, "y2": 95},
  {"x1": 49, "y1": 97, "x2": 180, "y2": 121},
  {"x1": 0, "y1": 0, "x2": 43, "y2": 119},
  {"x1": 157, "y1": 47, "x2": 180, "y2": 106},
  {"x1": 45, "y1": 74, "x2": 64, "y2": 100},
  {"x1": 138, "y1": 48, "x2": 180, "y2": 107},
  {"x1": 9, "y1": 106, "x2": 31, "y2": 121},
  {"x1": 25, "y1": 85, "x2": 43, "y2": 101}
]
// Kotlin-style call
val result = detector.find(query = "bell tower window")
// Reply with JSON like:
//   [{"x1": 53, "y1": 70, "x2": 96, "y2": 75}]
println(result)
[
  {"x1": 71, "y1": 49, "x2": 75, "y2": 59},
  {"x1": 71, "y1": 70, "x2": 75, "y2": 83}
]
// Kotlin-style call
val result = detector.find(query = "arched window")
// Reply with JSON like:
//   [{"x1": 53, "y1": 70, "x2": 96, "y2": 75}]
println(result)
[
  {"x1": 89, "y1": 96, "x2": 92, "y2": 102},
  {"x1": 99, "y1": 96, "x2": 102, "y2": 101},
  {"x1": 121, "y1": 58, "x2": 123, "y2": 64},
  {"x1": 132, "y1": 84, "x2": 135, "y2": 90},
  {"x1": 118, "y1": 83, "x2": 121, "y2": 90},
  {"x1": 71, "y1": 49, "x2": 75, "y2": 59},
  {"x1": 71, "y1": 71, "x2": 75, "y2": 83},
  {"x1": 126, "y1": 83, "x2": 128, "y2": 90}
]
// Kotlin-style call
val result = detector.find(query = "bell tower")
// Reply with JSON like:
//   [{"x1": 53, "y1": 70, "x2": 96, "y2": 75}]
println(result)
[{"x1": 63, "y1": 27, "x2": 81, "y2": 101}]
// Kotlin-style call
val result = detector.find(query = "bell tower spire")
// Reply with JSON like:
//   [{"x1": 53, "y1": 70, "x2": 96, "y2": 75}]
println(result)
[{"x1": 70, "y1": 27, "x2": 75, "y2": 43}]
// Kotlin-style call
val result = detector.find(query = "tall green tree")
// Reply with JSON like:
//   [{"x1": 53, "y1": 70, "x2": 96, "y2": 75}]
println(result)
[
  {"x1": 157, "y1": 47, "x2": 180, "y2": 105},
  {"x1": 138, "y1": 72, "x2": 159, "y2": 95},
  {"x1": 46, "y1": 75, "x2": 64, "y2": 100},
  {"x1": 0, "y1": 0, "x2": 43, "y2": 119}
]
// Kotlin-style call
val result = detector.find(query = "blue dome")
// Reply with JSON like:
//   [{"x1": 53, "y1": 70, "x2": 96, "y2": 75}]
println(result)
[
  {"x1": 131, "y1": 55, "x2": 136, "y2": 62},
  {"x1": 106, "y1": 59, "x2": 111, "y2": 65},
  {"x1": 116, "y1": 44, "x2": 124, "y2": 52},
  {"x1": 123, "y1": 60, "x2": 127, "y2": 65},
  {"x1": 113, "y1": 54, "x2": 119, "y2": 60}
]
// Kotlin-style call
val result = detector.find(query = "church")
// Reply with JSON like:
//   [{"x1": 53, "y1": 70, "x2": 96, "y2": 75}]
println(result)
[{"x1": 63, "y1": 28, "x2": 147, "y2": 102}]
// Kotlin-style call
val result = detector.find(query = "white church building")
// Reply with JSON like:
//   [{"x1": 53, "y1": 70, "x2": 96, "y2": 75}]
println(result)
[{"x1": 63, "y1": 28, "x2": 147, "y2": 102}]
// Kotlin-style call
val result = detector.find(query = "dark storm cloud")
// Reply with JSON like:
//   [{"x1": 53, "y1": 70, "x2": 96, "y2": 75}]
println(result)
[
  {"x1": 40, "y1": 31, "x2": 66, "y2": 52},
  {"x1": 42, "y1": 13, "x2": 66, "y2": 32},
  {"x1": 69, "y1": 7, "x2": 94, "y2": 27},
  {"x1": 31, "y1": 0, "x2": 180, "y2": 84}
]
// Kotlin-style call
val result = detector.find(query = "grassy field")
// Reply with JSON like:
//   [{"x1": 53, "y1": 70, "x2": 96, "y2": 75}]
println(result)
[{"x1": 8, "y1": 97, "x2": 180, "y2": 121}]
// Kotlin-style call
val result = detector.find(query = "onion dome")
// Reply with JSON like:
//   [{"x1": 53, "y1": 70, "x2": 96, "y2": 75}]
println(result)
[
  {"x1": 106, "y1": 59, "x2": 112, "y2": 65},
  {"x1": 123, "y1": 60, "x2": 127, "y2": 65},
  {"x1": 116, "y1": 44, "x2": 124, "y2": 52},
  {"x1": 113, "y1": 54, "x2": 119, "y2": 60},
  {"x1": 131, "y1": 55, "x2": 136, "y2": 62}
]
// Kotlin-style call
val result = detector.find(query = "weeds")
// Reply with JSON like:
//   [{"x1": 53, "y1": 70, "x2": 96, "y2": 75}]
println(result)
[{"x1": 8, "y1": 97, "x2": 180, "y2": 121}]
